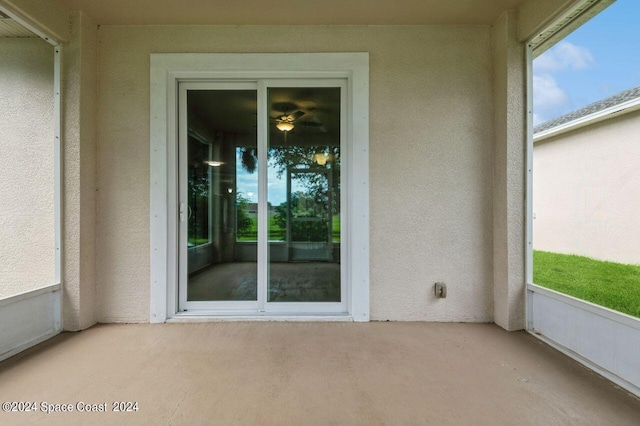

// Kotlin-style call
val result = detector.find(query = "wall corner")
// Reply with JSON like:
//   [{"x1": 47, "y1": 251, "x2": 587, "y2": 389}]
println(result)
[
  {"x1": 491, "y1": 10, "x2": 527, "y2": 331},
  {"x1": 62, "y1": 10, "x2": 99, "y2": 331}
]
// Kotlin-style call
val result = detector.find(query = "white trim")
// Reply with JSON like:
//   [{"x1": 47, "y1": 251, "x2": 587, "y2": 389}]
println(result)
[
  {"x1": 168, "y1": 314, "x2": 353, "y2": 322},
  {"x1": 529, "y1": 0, "x2": 614, "y2": 55},
  {"x1": 528, "y1": 285, "x2": 640, "y2": 398},
  {"x1": 525, "y1": 43, "x2": 534, "y2": 331},
  {"x1": 340, "y1": 84, "x2": 349, "y2": 311},
  {"x1": 149, "y1": 59, "x2": 169, "y2": 323},
  {"x1": 0, "y1": 330, "x2": 60, "y2": 363},
  {"x1": 181, "y1": 301, "x2": 258, "y2": 312},
  {"x1": 0, "y1": 4, "x2": 60, "y2": 45},
  {"x1": 528, "y1": 330, "x2": 640, "y2": 398},
  {"x1": 177, "y1": 82, "x2": 188, "y2": 310},
  {"x1": 53, "y1": 45, "x2": 62, "y2": 329},
  {"x1": 176, "y1": 82, "x2": 262, "y2": 312},
  {"x1": 0, "y1": 283, "x2": 61, "y2": 308},
  {"x1": 533, "y1": 96, "x2": 640, "y2": 142},
  {"x1": 261, "y1": 78, "x2": 348, "y2": 314},
  {"x1": 527, "y1": 283, "x2": 640, "y2": 330},
  {"x1": 257, "y1": 79, "x2": 267, "y2": 312},
  {"x1": 178, "y1": 79, "x2": 348, "y2": 314},
  {"x1": 265, "y1": 302, "x2": 346, "y2": 314},
  {"x1": 150, "y1": 53, "x2": 370, "y2": 323},
  {"x1": 349, "y1": 56, "x2": 370, "y2": 322},
  {"x1": 0, "y1": 285, "x2": 61, "y2": 362}
]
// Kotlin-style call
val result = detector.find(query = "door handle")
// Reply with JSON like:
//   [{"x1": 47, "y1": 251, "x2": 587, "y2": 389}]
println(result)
[{"x1": 179, "y1": 203, "x2": 186, "y2": 222}]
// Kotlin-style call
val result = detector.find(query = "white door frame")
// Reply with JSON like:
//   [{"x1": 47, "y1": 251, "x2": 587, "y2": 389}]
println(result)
[
  {"x1": 150, "y1": 53, "x2": 370, "y2": 322},
  {"x1": 261, "y1": 78, "x2": 347, "y2": 314},
  {"x1": 177, "y1": 79, "x2": 347, "y2": 314},
  {"x1": 178, "y1": 81, "x2": 259, "y2": 313}
]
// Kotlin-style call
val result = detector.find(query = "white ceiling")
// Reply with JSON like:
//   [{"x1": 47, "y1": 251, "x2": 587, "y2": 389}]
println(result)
[{"x1": 56, "y1": 0, "x2": 527, "y2": 25}]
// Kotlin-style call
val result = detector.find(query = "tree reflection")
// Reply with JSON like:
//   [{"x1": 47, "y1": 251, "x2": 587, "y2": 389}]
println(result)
[{"x1": 238, "y1": 145, "x2": 340, "y2": 242}]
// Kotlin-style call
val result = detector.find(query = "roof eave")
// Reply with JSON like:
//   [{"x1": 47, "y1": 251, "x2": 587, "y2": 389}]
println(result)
[{"x1": 533, "y1": 96, "x2": 640, "y2": 143}]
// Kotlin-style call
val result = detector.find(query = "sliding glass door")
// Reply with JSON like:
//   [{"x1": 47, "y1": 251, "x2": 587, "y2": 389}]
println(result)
[{"x1": 178, "y1": 80, "x2": 345, "y2": 314}]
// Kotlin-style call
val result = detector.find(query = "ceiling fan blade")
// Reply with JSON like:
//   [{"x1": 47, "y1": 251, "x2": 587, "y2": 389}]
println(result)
[
  {"x1": 298, "y1": 120, "x2": 327, "y2": 133},
  {"x1": 290, "y1": 110, "x2": 305, "y2": 120}
]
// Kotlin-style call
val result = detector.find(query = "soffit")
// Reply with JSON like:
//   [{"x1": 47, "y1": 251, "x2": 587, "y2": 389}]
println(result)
[
  {"x1": 0, "y1": 11, "x2": 38, "y2": 38},
  {"x1": 56, "y1": 0, "x2": 526, "y2": 25}
]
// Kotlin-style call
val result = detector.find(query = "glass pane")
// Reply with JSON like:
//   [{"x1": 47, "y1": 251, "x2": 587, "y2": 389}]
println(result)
[
  {"x1": 186, "y1": 89, "x2": 258, "y2": 301},
  {"x1": 267, "y1": 87, "x2": 341, "y2": 302}
]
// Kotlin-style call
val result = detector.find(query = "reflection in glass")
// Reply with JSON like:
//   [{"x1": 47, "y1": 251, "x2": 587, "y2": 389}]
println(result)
[
  {"x1": 267, "y1": 87, "x2": 341, "y2": 302},
  {"x1": 186, "y1": 89, "x2": 258, "y2": 301},
  {"x1": 187, "y1": 136, "x2": 211, "y2": 248}
]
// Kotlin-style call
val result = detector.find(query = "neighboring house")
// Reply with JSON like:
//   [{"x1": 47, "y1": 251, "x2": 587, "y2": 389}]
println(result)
[{"x1": 533, "y1": 86, "x2": 640, "y2": 265}]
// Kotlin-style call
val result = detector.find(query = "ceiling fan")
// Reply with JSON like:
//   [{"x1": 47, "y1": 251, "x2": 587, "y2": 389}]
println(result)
[
  {"x1": 275, "y1": 110, "x2": 304, "y2": 132},
  {"x1": 272, "y1": 102, "x2": 327, "y2": 133}
]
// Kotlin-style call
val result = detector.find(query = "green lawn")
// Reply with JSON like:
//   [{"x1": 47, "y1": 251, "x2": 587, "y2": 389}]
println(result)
[
  {"x1": 533, "y1": 250, "x2": 640, "y2": 318},
  {"x1": 237, "y1": 215, "x2": 341, "y2": 242},
  {"x1": 237, "y1": 216, "x2": 284, "y2": 241},
  {"x1": 188, "y1": 237, "x2": 209, "y2": 246},
  {"x1": 332, "y1": 215, "x2": 341, "y2": 241}
]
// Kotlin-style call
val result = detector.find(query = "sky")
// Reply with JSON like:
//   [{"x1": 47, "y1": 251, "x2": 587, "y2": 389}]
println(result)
[
  {"x1": 234, "y1": 149, "x2": 289, "y2": 206},
  {"x1": 234, "y1": 148, "x2": 308, "y2": 206},
  {"x1": 236, "y1": 149, "x2": 332, "y2": 206},
  {"x1": 533, "y1": 0, "x2": 640, "y2": 126}
]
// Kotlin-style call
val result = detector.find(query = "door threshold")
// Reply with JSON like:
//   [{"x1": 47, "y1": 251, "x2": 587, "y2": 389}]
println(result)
[{"x1": 166, "y1": 312, "x2": 353, "y2": 322}]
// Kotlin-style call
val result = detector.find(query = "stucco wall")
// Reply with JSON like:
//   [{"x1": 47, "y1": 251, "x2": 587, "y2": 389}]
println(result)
[
  {"x1": 62, "y1": 11, "x2": 98, "y2": 330},
  {"x1": 534, "y1": 110, "x2": 640, "y2": 265},
  {"x1": 491, "y1": 12, "x2": 526, "y2": 331},
  {"x1": 96, "y1": 25, "x2": 494, "y2": 322},
  {"x1": 0, "y1": 38, "x2": 54, "y2": 298}
]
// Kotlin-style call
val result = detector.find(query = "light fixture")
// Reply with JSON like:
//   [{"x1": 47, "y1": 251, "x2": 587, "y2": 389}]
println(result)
[
  {"x1": 314, "y1": 153, "x2": 329, "y2": 166},
  {"x1": 276, "y1": 121, "x2": 294, "y2": 132},
  {"x1": 227, "y1": 188, "x2": 233, "y2": 194},
  {"x1": 204, "y1": 160, "x2": 224, "y2": 167}
]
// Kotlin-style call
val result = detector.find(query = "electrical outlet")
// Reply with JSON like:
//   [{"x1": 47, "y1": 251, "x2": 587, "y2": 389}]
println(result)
[{"x1": 434, "y1": 282, "x2": 447, "y2": 298}]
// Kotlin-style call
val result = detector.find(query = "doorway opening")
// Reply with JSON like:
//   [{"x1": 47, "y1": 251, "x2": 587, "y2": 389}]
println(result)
[
  {"x1": 179, "y1": 82, "x2": 345, "y2": 314},
  {"x1": 149, "y1": 53, "x2": 370, "y2": 321}
]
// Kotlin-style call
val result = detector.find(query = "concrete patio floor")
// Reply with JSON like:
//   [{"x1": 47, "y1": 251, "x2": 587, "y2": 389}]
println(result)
[{"x1": 0, "y1": 323, "x2": 638, "y2": 425}]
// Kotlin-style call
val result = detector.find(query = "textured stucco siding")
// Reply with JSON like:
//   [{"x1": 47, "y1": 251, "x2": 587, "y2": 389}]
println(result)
[
  {"x1": 96, "y1": 25, "x2": 495, "y2": 323},
  {"x1": 0, "y1": 38, "x2": 54, "y2": 298},
  {"x1": 534, "y1": 110, "x2": 640, "y2": 265},
  {"x1": 62, "y1": 11, "x2": 98, "y2": 330},
  {"x1": 491, "y1": 12, "x2": 526, "y2": 331}
]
